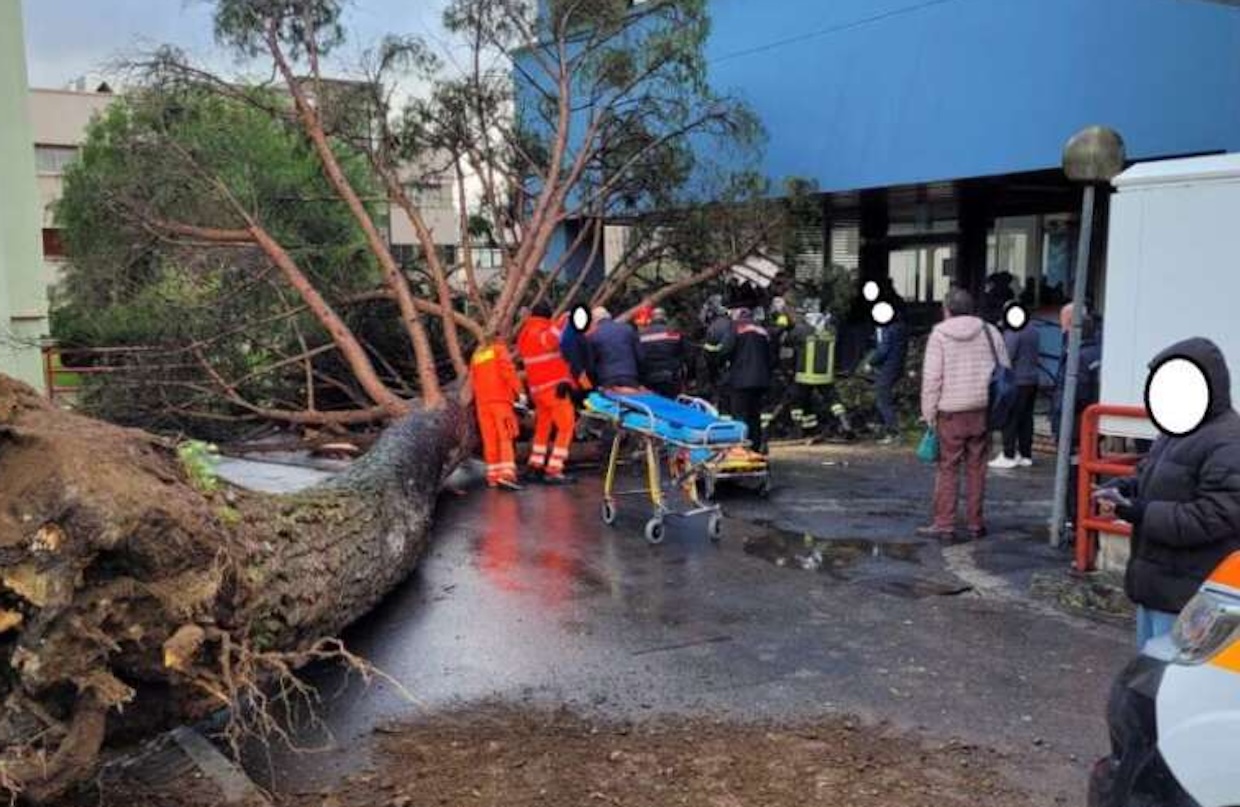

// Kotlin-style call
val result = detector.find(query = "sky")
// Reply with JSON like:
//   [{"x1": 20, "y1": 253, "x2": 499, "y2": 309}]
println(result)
[{"x1": 21, "y1": 0, "x2": 453, "y2": 89}]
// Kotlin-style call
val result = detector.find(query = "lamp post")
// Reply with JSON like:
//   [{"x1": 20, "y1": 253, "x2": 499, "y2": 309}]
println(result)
[{"x1": 1049, "y1": 126, "x2": 1126, "y2": 547}]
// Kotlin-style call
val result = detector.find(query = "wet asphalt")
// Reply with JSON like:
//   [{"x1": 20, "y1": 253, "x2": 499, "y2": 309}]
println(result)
[{"x1": 231, "y1": 442, "x2": 1133, "y2": 805}]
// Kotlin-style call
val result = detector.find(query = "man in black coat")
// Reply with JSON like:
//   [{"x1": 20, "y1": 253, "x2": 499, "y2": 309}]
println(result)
[
  {"x1": 637, "y1": 308, "x2": 686, "y2": 398},
  {"x1": 1094, "y1": 337, "x2": 1240, "y2": 647},
  {"x1": 720, "y1": 307, "x2": 773, "y2": 452}
]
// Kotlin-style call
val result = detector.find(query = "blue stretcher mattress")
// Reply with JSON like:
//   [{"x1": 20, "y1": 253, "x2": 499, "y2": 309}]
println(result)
[{"x1": 585, "y1": 392, "x2": 747, "y2": 446}]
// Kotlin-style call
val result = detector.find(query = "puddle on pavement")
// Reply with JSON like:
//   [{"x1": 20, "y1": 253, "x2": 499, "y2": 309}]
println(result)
[
  {"x1": 742, "y1": 523, "x2": 972, "y2": 599},
  {"x1": 743, "y1": 525, "x2": 922, "y2": 572}
]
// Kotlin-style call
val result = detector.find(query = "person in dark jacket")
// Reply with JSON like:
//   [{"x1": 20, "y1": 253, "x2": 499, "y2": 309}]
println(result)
[
  {"x1": 721, "y1": 308, "x2": 772, "y2": 452},
  {"x1": 1094, "y1": 337, "x2": 1240, "y2": 648},
  {"x1": 871, "y1": 301, "x2": 909, "y2": 443},
  {"x1": 586, "y1": 307, "x2": 641, "y2": 389},
  {"x1": 1052, "y1": 306, "x2": 1103, "y2": 445},
  {"x1": 992, "y1": 317, "x2": 1041, "y2": 468},
  {"x1": 701, "y1": 297, "x2": 734, "y2": 408},
  {"x1": 637, "y1": 308, "x2": 686, "y2": 398}
]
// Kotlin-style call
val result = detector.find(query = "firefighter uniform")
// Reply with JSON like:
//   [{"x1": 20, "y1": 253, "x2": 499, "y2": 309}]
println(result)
[
  {"x1": 471, "y1": 341, "x2": 523, "y2": 487},
  {"x1": 516, "y1": 313, "x2": 576, "y2": 480},
  {"x1": 761, "y1": 304, "x2": 794, "y2": 434},
  {"x1": 790, "y1": 319, "x2": 852, "y2": 438},
  {"x1": 722, "y1": 313, "x2": 773, "y2": 452},
  {"x1": 638, "y1": 320, "x2": 686, "y2": 398}
]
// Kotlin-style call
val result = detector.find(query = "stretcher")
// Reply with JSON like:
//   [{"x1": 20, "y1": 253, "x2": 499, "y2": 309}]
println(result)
[{"x1": 581, "y1": 391, "x2": 766, "y2": 544}]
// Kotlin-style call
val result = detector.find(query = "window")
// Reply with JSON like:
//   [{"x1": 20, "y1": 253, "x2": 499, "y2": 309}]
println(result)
[
  {"x1": 42, "y1": 228, "x2": 66, "y2": 259},
  {"x1": 404, "y1": 180, "x2": 452, "y2": 210},
  {"x1": 35, "y1": 145, "x2": 79, "y2": 175}
]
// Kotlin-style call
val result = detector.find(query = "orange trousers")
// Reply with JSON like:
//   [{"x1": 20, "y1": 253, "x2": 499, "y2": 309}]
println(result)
[
  {"x1": 527, "y1": 389, "x2": 575, "y2": 476},
  {"x1": 477, "y1": 402, "x2": 518, "y2": 484}
]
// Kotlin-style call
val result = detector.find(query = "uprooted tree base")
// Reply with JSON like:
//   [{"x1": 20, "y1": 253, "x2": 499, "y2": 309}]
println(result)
[{"x1": 0, "y1": 375, "x2": 469, "y2": 802}]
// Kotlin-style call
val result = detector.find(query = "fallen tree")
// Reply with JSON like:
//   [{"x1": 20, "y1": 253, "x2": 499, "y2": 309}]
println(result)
[
  {"x1": 0, "y1": 0, "x2": 791, "y2": 800},
  {"x1": 0, "y1": 375, "x2": 469, "y2": 800}
]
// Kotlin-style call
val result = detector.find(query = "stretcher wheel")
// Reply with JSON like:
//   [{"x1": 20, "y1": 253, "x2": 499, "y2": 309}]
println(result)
[
  {"x1": 707, "y1": 513, "x2": 723, "y2": 543},
  {"x1": 644, "y1": 517, "x2": 665, "y2": 545},
  {"x1": 601, "y1": 501, "x2": 617, "y2": 526}
]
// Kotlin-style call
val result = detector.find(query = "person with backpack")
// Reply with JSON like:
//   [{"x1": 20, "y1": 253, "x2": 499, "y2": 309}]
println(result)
[{"x1": 918, "y1": 288, "x2": 1011, "y2": 539}]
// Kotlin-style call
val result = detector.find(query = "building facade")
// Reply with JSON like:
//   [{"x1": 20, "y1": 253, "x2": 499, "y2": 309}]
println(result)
[
  {"x1": 29, "y1": 85, "x2": 115, "y2": 290},
  {"x1": 704, "y1": 0, "x2": 1240, "y2": 311},
  {"x1": 535, "y1": 0, "x2": 1240, "y2": 320},
  {"x1": 0, "y1": 0, "x2": 46, "y2": 386}
]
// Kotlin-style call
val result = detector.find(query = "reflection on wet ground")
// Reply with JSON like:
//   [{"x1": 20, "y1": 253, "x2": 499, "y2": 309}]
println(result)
[
  {"x1": 740, "y1": 521, "x2": 972, "y2": 599},
  {"x1": 244, "y1": 449, "x2": 1131, "y2": 805}
]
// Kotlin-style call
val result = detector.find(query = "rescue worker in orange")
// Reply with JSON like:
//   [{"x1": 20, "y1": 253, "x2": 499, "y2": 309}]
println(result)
[
  {"x1": 470, "y1": 338, "x2": 524, "y2": 491},
  {"x1": 516, "y1": 302, "x2": 578, "y2": 484}
]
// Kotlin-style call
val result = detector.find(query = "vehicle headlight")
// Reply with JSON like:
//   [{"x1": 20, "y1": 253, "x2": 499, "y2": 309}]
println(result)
[{"x1": 1172, "y1": 589, "x2": 1240, "y2": 665}]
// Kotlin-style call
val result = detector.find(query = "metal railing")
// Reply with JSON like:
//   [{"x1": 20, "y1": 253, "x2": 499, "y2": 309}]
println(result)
[
  {"x1": 41, "y1": 343, "x2": 171, "y2": 406},
  {"x1": 1074, "y1": 403, "x2": 1148, "y2": 572}
]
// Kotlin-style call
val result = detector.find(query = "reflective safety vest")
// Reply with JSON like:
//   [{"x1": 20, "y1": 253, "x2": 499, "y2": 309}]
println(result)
[
  {"x1": 794, "y1": 331, "x2": 836, "y2": 385},
  {"x1": 471, "y1": 341, "x2": 523, "y2": 404},
  {"x1": 516, "y1": 316, "x2": 572, "y2": 395}
]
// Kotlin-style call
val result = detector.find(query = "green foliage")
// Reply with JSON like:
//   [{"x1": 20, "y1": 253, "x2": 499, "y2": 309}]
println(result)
[
  {"x1": 214, "y1": 0, "x2": 345, "y2": 59},
  {"x1": 53, "y1": 87, "x2": 393, "y2": 434},
  {"x1": 178, "y1": 439, "x2": 222, "y2": 492}
]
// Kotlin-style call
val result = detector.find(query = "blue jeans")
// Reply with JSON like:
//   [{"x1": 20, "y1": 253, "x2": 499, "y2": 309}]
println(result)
[
  {"x1": 875, "y1": 375, "x2": 898, "y2": 431},
  {"x1": 1136, "y1": 605, "x2": 1178, "y2": 649}
]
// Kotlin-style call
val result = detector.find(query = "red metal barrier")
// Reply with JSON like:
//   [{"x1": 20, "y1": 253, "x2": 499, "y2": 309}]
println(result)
[
  {"x1": 1075, "y1": 403, "x2": 1149, "y2": 572},
  {"x1": 40, "y1": 344, "x2": 172, "y2": 406}
]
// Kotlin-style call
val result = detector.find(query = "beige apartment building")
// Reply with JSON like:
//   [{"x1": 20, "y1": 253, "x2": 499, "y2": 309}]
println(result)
[
  {"x1": 29, "y1": 84, "x2": 115, "y2": 290},
  {"x1": 30, "y1": 82, "x2": 460, "y2": 293}
]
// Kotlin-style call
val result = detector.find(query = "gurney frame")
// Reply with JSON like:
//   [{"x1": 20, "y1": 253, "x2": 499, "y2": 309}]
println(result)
[{"x1": 586, "y1": 395, "x2": 741, "y2": 545}]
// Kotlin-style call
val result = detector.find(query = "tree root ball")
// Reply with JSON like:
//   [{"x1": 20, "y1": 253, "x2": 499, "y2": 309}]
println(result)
[{"x1": 0, "y1": 376, "x2": 469, "y2": 802}]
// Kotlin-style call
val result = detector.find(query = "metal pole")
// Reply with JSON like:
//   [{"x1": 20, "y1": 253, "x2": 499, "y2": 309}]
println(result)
[{"x1": 1049, "y1": 184, "x2": 1096, "y2": 547}]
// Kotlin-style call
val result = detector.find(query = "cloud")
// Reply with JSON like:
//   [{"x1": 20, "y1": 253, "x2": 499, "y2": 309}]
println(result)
[{"x1": 22, "y1": 0, "x2": 450, "y2": 88}]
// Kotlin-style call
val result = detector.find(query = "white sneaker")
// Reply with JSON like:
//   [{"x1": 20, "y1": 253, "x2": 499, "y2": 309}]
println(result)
[
  {"x1": 1018, "y1": 455, "x2": 1034, "y2": 468},
  {"x1": 989, "y1": 455, "x2": 1019, "y2": 470}
]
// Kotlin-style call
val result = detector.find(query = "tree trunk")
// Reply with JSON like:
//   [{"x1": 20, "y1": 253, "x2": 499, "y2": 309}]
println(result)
[{"x1": 0, "y1": 375, "x2": 470, "y2": 802}]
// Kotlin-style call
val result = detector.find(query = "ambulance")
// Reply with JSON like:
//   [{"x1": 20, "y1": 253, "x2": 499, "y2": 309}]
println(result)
[{"x1": 1090, "y1": 552, "x2": 1240, "y2": 807}]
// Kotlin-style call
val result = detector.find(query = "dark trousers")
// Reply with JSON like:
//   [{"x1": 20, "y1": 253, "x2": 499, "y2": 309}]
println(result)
[
  {"x1": 1002, "y1": 385, "x2": 1038, "y2": 459},
  {"x1": 875, "y1": 373, "x2": 899, "y2": 432},
  {"x1": 790, "y1": 383, "x2": 849, "y2": 433},
  {"x1": 731, "y1": 387, "x2": 767, "y2": 451},
  {"x1": 933, "y1": 409, "x2": 989, "y2": 531}
]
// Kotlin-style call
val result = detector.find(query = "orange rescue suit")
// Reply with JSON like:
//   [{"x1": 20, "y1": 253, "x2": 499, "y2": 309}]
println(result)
[
  {"x1": 516, "y1": 316, "x2": 576, "y2": 477},
  {"x1": 471, "y1": 341, "x2": 523, "y2": 485}
]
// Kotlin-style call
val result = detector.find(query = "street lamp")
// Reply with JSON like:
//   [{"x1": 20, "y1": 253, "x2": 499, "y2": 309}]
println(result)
[{"x1": 1049, "y1": 126, "x2": 1126, "y2": 548}]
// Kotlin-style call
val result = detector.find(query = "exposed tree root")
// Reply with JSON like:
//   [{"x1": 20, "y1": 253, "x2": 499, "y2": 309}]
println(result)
[{"x1": 0, "y1": 375, "x2": 469, "y2": 802}]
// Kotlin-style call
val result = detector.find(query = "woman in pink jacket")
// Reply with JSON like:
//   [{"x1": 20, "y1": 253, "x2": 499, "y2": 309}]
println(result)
[{"x1": 918, "y1": 289, "x2": 1010, "y2": 539}]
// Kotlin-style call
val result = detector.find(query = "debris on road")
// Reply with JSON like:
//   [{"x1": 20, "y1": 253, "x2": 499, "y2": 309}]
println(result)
[{"x1": 315, "y1": 707, "x2": 1029, "y2": 807}]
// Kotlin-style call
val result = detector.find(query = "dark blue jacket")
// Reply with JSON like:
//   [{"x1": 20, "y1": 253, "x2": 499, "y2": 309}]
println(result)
[
  {"x1": 723, "y1": 320, "x2": 773, "y2": 390},
  {"x1": 587, "y1": 318, "x2": 641, "y2": 388},
  {"x1": 872, "y1": 321, "x2": 908, "y2": 383},
  {"x1": 1003, "y1": 326, "x2": 1041, "y2": 386}
]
